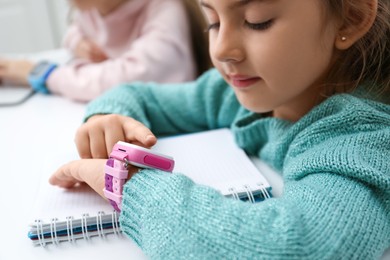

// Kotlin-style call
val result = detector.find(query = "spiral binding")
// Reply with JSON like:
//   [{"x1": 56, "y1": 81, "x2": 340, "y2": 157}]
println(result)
[
  {"x1": 81, "y1": 213, "x2": 90, "y2": 240},
  {"x1": 96, "y1": 211, "x2": 104, "y2": 238},
  {"x1": 244, "y1": 185, "x2": 255, "y2": 203},
  {"x1": 228, "y1": 182, "x2": 271, "y2": 203},
  {"x1": 66, "y1": 216, "x2": 74, "y2": 243},
  {"x1": 50, "y1": 218, "x2": 59, "y2": 245},
  {"x1": 35, "y1": 219, "x2": 45, "y2": 247},
  {"x1": 32, "y1": 211, "x2": 122, "y2": 247},
  {"x1": 228, "y1": 187, "x2": 240, "y2": 200},
  {"x1": 111, "y1": 210, "x2": 121, "y2": 236},
  {"x1": 258, "y1": 182, "x2": 271, "y2": 199}
]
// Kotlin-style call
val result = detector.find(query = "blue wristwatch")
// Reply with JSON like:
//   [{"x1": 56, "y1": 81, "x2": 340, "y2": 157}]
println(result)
[{"x1": 28, "y1": 61, "x2": 57, "y2": 94}]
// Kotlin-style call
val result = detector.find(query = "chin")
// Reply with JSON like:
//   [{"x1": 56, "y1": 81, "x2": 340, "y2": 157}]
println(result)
[
  {"x1": 237, "y1": 97, "x2": 272, "y2": 114},
  {"x1": 241, "y1": 103, "x2": 272, "y2": 114}
]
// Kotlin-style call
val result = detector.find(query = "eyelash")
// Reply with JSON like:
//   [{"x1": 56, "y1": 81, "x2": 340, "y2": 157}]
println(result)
[
  {"x1": 206, "y1": 23, "x2": 220, "y2": 32},
  {"x1": 206, "y1": 19, "x2": 274, "y2": 32},
  {"x1": 245, "y1": 19, "x2": 274, "y2": 30}
]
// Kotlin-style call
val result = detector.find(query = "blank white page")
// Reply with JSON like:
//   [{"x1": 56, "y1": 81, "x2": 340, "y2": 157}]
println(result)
[
  {"x1": 153, "y1": 129, "x2": 270, "y2": 196},
  {"x1": 30, "y1": 146, "x2": 114, "y2": 225}
]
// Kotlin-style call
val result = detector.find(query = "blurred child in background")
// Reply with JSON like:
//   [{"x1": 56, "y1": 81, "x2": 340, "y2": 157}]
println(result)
[{"x1": 0, "y1": 0, "x2": 210, "y2": 101}]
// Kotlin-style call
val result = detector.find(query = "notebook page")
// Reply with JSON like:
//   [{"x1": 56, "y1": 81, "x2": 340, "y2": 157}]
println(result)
[
  {"x1": 30, "y1": 146, "x2": 114, "y2": 225},
  {"x1": 152, "y1": 129, "x2": 270, "y2": 196},
  {"x1": 28, "y1": 146, "x2": 124, "y2": 246}
]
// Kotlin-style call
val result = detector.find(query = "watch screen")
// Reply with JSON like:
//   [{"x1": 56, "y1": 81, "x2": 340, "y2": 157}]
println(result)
[{"x1": 30, "y1": 62, "x2": 50, "y2": 76}]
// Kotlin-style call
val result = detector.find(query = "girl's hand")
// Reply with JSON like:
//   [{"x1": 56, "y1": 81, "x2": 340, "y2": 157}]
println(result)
[
  {"x1": 74, "y1": 38, "x2": 108, "y2": 63},
  {"x1": 49, "y1": 159, "x2": 139, "y2": 198},
  {"x1": 0, "y1": 59, "x2": 34, "y2": 85},
  {"x1": 75, "y1": 114, "x2": 157, "y2": 159}
]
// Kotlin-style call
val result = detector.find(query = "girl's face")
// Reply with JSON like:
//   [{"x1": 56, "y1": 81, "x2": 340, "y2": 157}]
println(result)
[{"x1": 201, "y1": 0, "x2": 339, "y2": 121}]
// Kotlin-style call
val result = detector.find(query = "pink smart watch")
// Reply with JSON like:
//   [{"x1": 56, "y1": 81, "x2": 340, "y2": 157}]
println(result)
[{"x1": 104, "y1": 141, "x2": 175, "y2": 212}]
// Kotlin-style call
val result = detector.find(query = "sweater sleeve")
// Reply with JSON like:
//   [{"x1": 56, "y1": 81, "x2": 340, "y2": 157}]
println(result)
[
  {"x1": 120, "y1": 163, "x2": 389, "y2": 259},
  {"x1": 46, "y1": 1, "x2": 196, "y2": 102},
  {"x1": 84, "y1": 69, "x2": 243, "y2": 136},
  {"x1": 62, "y1": 23, "x2": 84, "y2": 53}
]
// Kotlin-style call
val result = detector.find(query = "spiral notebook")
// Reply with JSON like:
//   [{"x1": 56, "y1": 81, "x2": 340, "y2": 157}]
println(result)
[{"x1": 28, "y1": 128, "x2": 272, "y2": 246}]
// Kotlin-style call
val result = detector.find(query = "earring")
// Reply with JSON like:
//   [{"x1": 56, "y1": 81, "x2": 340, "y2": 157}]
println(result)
[{"x1": 341, "y1": 36, "x2": 347, "y2": 41}]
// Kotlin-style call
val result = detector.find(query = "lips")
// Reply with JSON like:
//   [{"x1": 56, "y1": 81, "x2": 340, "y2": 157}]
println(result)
[{"x1": 228, "y1": 75, "x2": 261, "y2": 88}]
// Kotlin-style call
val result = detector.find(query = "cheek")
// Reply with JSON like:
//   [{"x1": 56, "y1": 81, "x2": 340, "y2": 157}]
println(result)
[
  {"x1": 209, "y1": 34, "x2": 219, "y2": 66},
  {"x1": 258, "y1": 26, "x2": 335, "y2": 94}
]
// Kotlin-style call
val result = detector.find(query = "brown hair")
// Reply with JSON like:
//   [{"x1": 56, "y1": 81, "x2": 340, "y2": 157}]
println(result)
[
  {"x1": 182, "y1": 0, "x2": 212, "y2": 76},
  {"x1": 324, "y1": 0, "x2": 390, "y2": 101}
]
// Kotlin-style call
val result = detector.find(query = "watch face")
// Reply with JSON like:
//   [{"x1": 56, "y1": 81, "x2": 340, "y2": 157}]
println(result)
[{"x1": 30, "y1": 62, "x2": 50, "y2": 77}]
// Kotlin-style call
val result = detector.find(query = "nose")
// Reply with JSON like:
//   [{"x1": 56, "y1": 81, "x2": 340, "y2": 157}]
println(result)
[{"x1": 211, "y1": 26, "x2": 245, "y2": 63}]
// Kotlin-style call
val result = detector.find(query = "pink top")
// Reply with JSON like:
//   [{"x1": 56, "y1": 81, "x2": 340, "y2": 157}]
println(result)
[{"x1": 47, "y1": 0, "x2": 196, "y2": 102}]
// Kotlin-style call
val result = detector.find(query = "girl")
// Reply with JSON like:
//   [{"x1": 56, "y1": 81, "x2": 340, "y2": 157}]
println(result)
[
  {"x1": 0, "y1": 0, "x2": 210, "y2": 101},
  {"x1": 49, "y1": 0, "x2": 390, "y2": 258}
]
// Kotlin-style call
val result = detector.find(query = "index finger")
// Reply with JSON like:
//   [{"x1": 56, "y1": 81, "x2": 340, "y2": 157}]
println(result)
[{"x1": 122, "y1": 119, "x2": 157, "y2": 148}]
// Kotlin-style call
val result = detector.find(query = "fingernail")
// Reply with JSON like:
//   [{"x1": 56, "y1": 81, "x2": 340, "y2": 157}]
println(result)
[{"x1": 145, "y1": 135, "x2": 155, "y2": 141}]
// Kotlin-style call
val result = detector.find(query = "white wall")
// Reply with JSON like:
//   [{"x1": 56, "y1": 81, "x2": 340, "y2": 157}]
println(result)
[
  {"x1": 0, "y1": 0, "x2": 69, "y2": 54},
  {"x1": 46, "y1": 0, "x2": 70, "y2": 47}
]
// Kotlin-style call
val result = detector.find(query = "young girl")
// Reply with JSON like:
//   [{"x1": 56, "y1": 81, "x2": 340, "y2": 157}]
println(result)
[
  {"x1": 0, "y1": 0, "x2": 210, "y2": 101},
  {"x1": 49, "y1": 0, "x2": 390, "y2": 258}
]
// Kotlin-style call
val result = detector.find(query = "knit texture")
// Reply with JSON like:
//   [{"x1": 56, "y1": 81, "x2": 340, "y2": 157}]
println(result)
[{"x1": 86, "y1": 69, "x2": 390, "y2": 259}]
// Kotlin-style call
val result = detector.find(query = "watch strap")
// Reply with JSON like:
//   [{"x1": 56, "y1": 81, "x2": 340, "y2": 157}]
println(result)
[
  {"x1": 104, "y1": 157, "x2": 128, "y2": 212},
  {"x1": 104, "y1": 142, "x2": 174, "y2": 212},
  {"x1": 28, "y1": 61, "x2": 57, "y2": 94}
]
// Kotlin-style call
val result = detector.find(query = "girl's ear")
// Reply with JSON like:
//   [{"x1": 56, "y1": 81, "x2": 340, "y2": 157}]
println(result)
[{"x1": 335, "y1": 0, "x2": 378, "y2": 50}]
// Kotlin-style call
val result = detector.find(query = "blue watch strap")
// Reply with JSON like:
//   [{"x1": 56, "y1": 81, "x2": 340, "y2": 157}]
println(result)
[{"x1": 28, "y1": 61, "x2": 57, "y2": 94}]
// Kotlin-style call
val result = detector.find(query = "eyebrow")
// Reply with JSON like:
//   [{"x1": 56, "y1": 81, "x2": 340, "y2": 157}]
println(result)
[{"x1": 200, "y1": 0, "x2": 271, "y2": 10}]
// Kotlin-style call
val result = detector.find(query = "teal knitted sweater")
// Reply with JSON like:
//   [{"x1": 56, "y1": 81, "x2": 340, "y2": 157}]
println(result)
[{"x1": 86, "y1": 69, "x2": 390, "y2": 259}]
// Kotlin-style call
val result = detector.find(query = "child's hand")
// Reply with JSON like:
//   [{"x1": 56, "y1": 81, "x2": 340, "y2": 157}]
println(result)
[
  {"x1": 0, "y1": 59, "x2": 34, "y2": 85},
  {"x1": 75, "y1": 114, "x2": 157, "y2": 159},
  {"x1": 74, "y1": 38, "x2": 108, "y2": 63},
  {"x1": 49, "y1": 159, "x2": 139, "y2": 198}
]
